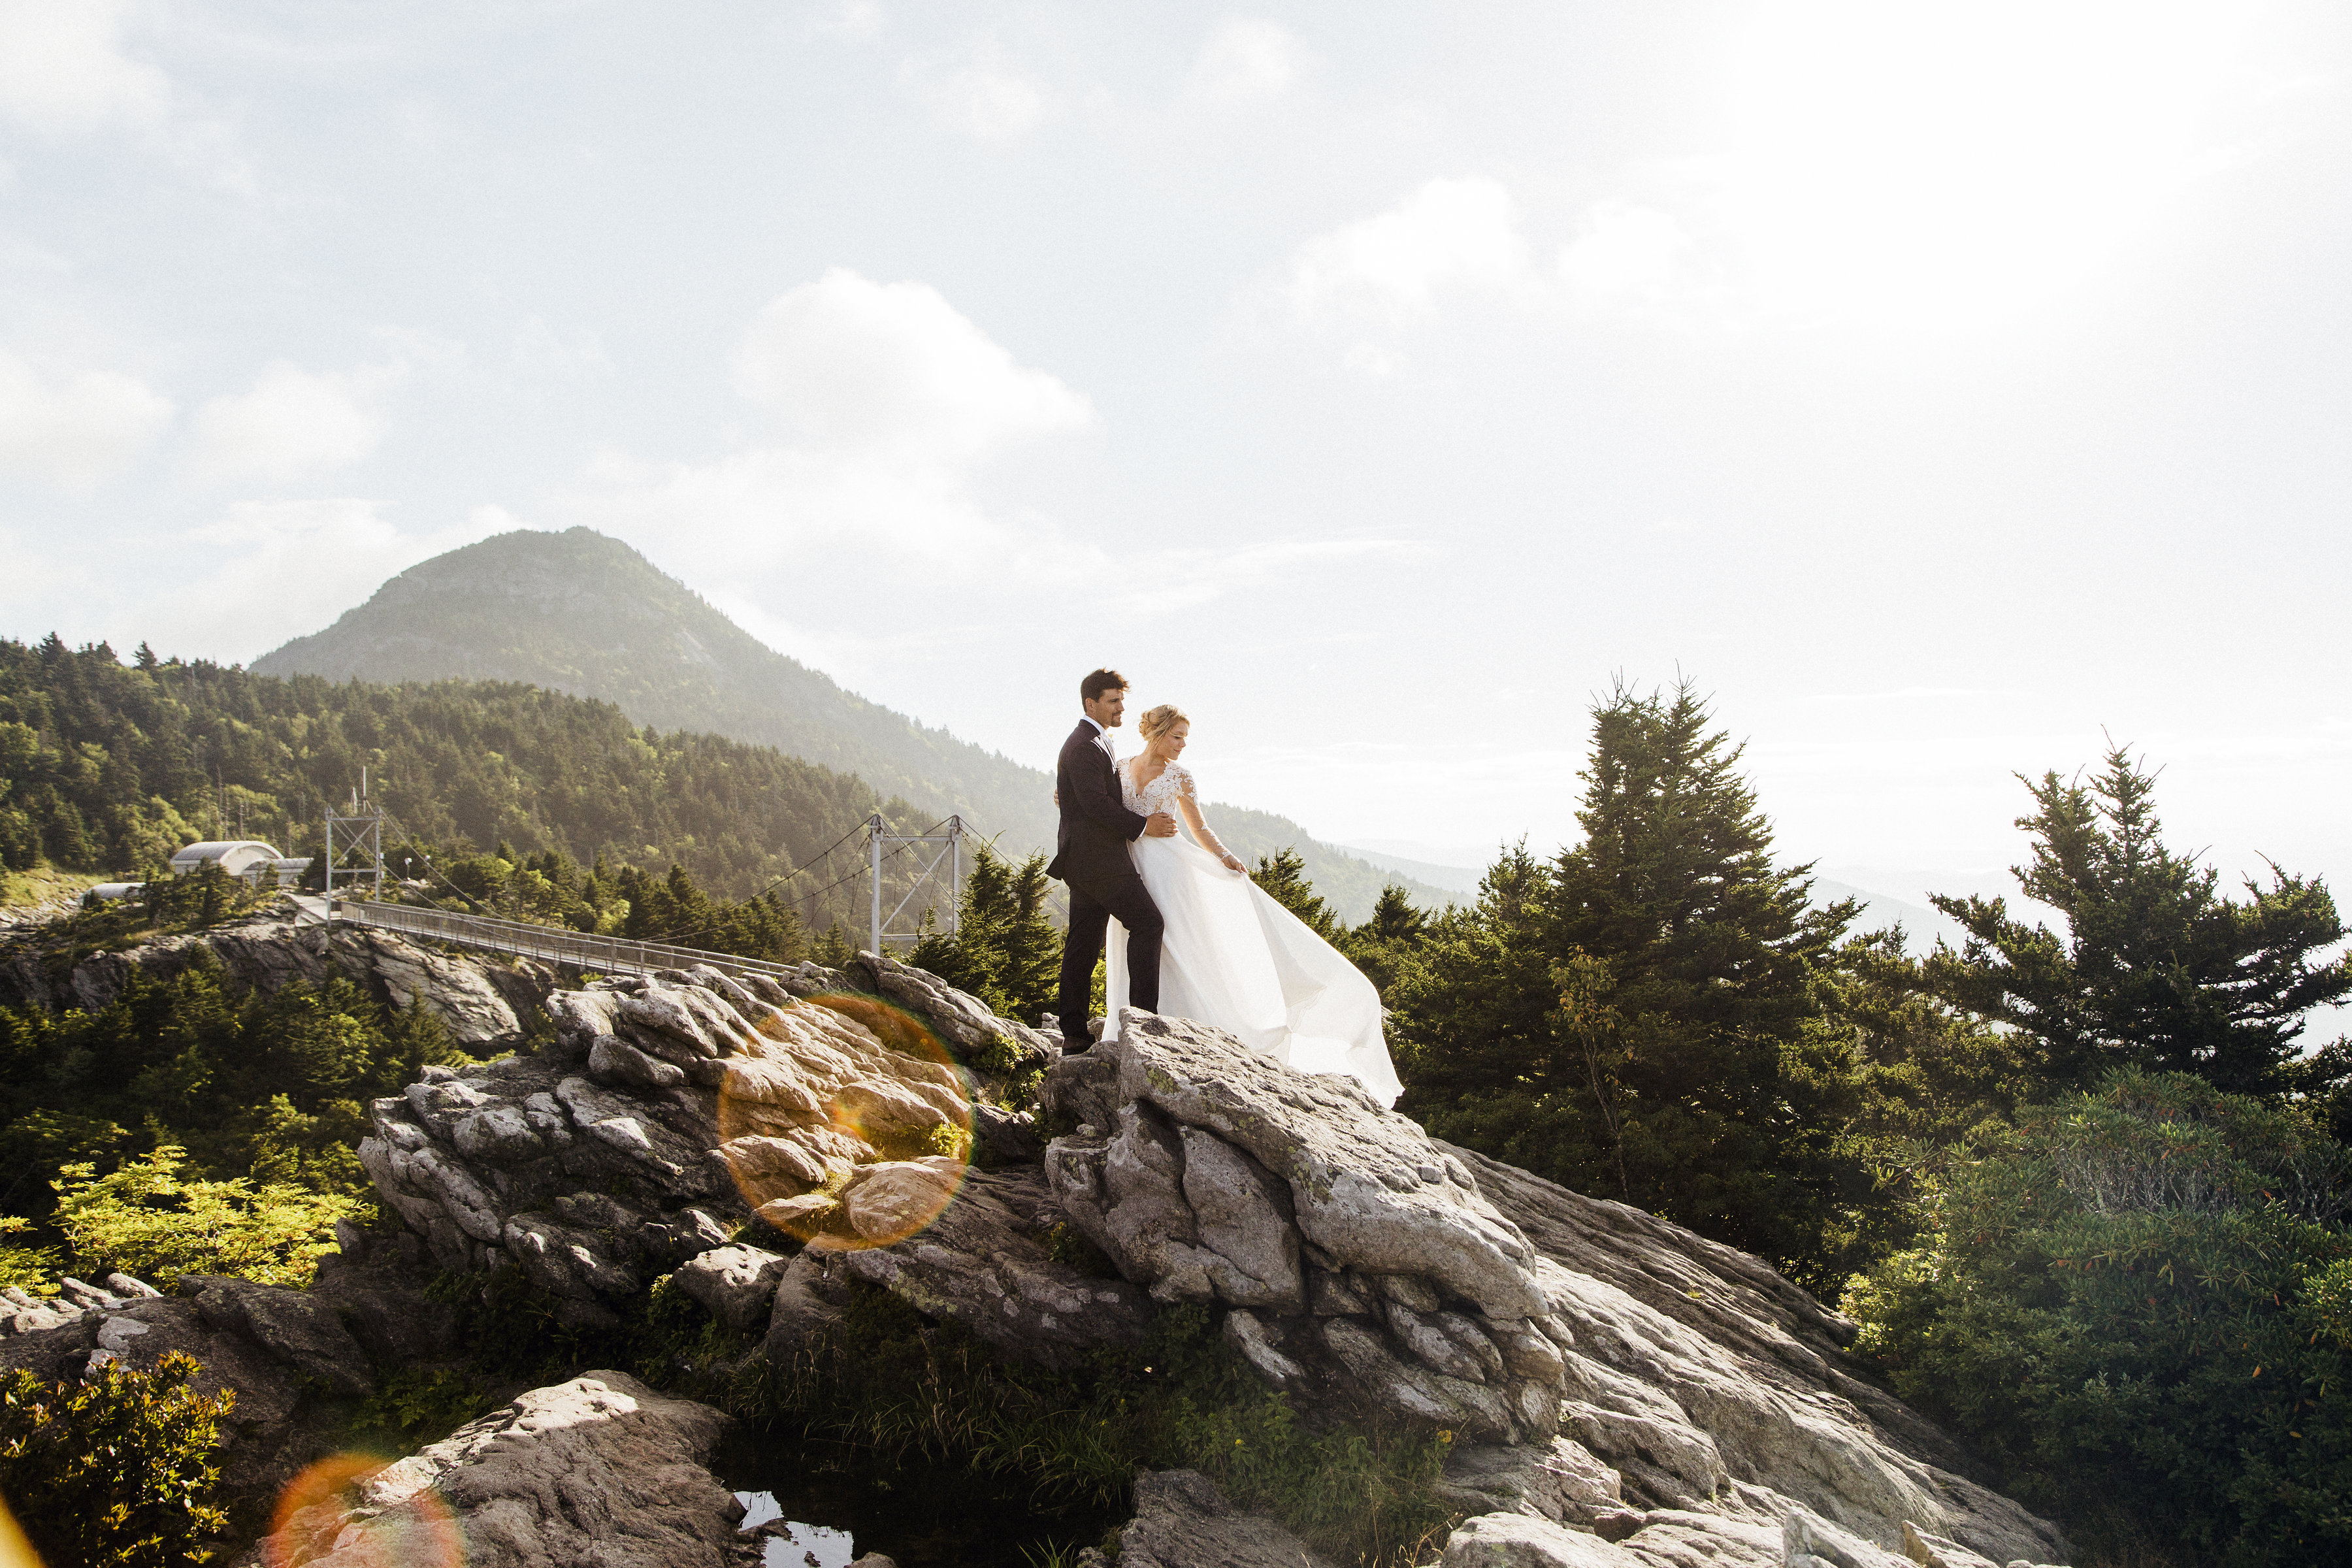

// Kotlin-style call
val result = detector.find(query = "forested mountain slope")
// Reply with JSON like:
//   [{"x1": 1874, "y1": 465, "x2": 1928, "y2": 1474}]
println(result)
[
  {"x1": 0, "y1": 636, "x2": 926, "y2": 928},
  {"x1": 251, "y1": 527, "x2": 1445, "y2": 922}
]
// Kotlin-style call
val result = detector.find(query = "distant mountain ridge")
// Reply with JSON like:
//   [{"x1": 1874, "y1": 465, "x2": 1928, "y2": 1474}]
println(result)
[{"x1": 254, "y1": 528, "x2": 1450, "y2": 922}]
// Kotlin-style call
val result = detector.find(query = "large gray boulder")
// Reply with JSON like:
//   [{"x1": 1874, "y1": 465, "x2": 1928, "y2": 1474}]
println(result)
[
  {"x1": 259, "y1": 1370, "x2": 743, "y2": 1568},
  {"x1": 1118, "y1": 1469, "x2": 1335, "y2": 1568},
  {"x1": 823, "y1": 1166, "x2": 1154, "y2": 1369},
  {"x1": 1044, "y1": 1011, "x2": 2073, "y2": 1567},
  {"x1": 760, "y1": 1166, "x2": 1153, "y2": 1373},
  {"x1": 360, "y1": 958, "x2": 1054, "y2": 1320},
  {"x1": 1044, "y1": 1012, "x2": 1572, "y2": 1445},
  {"x1": 1458, "y1": 1147, "x2": 2068, "y2": 1564}
]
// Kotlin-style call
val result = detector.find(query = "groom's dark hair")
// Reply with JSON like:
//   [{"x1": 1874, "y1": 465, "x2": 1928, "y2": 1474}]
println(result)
[{"x1": 1081, "y1": 668, "x2": 1128, "y2": 702}]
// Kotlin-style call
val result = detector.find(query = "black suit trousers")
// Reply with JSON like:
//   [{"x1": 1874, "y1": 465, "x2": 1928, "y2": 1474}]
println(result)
[{"x1": 1058, "y1": 870, "x2": 1163, "y2": 1046}]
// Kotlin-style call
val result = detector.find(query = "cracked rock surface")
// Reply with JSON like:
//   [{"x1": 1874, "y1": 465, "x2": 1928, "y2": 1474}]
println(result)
[
  {"x1": 0, "y1": 902, "x2": 553, "y2": 1045},
  {"x1": 1041, "y1": 1011, "x2": 2072, "y2": 1568},
  {"x1": 1118, "y1": 1469, "x2": 1335, "y2": 1568},
  {"x1": 258, "y1": 1369, "x2": 744, "y2": 1568}
]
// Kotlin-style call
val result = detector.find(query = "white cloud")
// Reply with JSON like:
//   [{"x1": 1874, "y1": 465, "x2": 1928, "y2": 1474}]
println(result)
[
  {"x1": 903, "y1": 46, "x2": 1049, "y2": 142},
  {"x1": 183, "y1": 360, "x2": 404, "y2": 487},
  {"x1": 0, "y1": 0, "x2": 167, "y2": 137},
  {"x1": 0, "y1": 349, "x2": 174, "y2": 491},
  {"x1": 1288, "y1": 178, "x2": 1532, "y2": 319},
  {"x1": 730, "y1": 268, "x2": 1092, "y2": 466},
  {"x1": 1190, "y1": 18, "x2": 1303, "y2": 106},
  {"x1": 1558, "y1": 201, "x2": 1708, "y2": 319},
  {"x1": 562, "y1": 269, "x2": 1418, "y2": 661}
]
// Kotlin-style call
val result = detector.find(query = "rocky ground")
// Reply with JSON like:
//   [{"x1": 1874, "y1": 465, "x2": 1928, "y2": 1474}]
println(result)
[
  {"x1": 0, "y1": 898, "x2": 557, "y2": 1045},
  {"x1": 1, "y1": 930, "x2": 2077, "y2": 1568}
]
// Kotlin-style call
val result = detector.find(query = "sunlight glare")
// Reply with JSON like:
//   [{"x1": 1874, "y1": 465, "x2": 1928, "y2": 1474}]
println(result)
[{"x1": 1717, "y1": 1, "x2": 2264, "y2": 327}]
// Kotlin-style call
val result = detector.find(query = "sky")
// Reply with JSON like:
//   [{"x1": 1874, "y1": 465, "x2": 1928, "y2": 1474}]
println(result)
[{"x1": 3, "y1": 1, "x2": 2349, "y2": 946}]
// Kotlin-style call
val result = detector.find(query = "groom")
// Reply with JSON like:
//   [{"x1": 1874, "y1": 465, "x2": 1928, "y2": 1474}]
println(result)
[{"x1": 1047, "y1": 668, "x2": 1177, "y2": 1054}]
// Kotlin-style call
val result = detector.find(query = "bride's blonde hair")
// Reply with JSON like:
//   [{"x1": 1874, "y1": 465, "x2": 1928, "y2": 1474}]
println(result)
[{"x1": 1136, "y1": 704, "x2": 1188, "y2": 743}]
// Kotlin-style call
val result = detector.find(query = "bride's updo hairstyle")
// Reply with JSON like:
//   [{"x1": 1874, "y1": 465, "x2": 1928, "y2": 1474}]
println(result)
[{"x1": 1137, "y1": 704, "x2": 1187, "y2": 745}]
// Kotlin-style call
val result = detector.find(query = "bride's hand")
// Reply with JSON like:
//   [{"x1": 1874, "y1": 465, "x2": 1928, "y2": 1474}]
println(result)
[{"x1": 1221, "y1": 853, "x2": 1247, "y2": 874}]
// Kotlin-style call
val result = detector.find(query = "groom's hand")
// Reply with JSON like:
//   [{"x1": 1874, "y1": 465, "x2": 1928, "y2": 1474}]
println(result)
[{"x1": 1144, "y1": 812, "x2": 1179, "y2": 838}]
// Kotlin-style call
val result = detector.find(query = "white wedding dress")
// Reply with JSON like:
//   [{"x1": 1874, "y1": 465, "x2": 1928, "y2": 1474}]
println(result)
[{"x1": 1104, "y1": 759, "x2": 1403, "y2": 1107}]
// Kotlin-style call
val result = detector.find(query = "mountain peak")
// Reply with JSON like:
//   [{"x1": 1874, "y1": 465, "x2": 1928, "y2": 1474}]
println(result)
[{"x1": 253, "y1": 529, "x2": 1451, "y2": 921}]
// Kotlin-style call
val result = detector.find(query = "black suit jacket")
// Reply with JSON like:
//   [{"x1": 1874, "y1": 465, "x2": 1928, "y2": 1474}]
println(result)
[{"x1": 1046, "y1": 721, "x2": 1150, "y2": 884}]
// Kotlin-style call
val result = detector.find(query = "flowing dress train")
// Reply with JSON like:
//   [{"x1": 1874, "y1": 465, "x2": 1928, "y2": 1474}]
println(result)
[{"x1": 1105, "y1": 759, "x2": 1403, "y2": 1107}]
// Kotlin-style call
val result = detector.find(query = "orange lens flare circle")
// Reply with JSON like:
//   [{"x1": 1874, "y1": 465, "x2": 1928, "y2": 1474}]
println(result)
[
  {"x1": 265, "y1": 1452, "x2": 461, "y2": 1568},
  {"x1": 717, "y1": 992, "x2": 973, "y2": 1250}
]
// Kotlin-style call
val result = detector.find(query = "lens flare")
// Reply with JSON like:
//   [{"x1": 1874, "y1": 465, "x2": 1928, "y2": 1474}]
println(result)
[
  {"x1": 717, "y1": 992, "x2": 973, "y2": 1249},
  {"x1": 0, "y1": 1490, "x2": 42, "y2": 1568},
  {"x1": 265, "y1": 1452, "x2": 461, "y2": 1568}
]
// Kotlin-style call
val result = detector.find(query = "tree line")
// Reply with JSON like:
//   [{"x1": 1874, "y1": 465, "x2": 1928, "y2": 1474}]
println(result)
[{"x1": 0, "y1": 634, "x2": 950, "y2": 932}]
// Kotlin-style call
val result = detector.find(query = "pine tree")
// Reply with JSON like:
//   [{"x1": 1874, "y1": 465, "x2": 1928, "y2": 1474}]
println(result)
[
  {"x1": 1394, "y1": 683, "x2": 1867, "y2": 1287},
  {"x1": 1252, "y1": 848, "x2": 1337, "y2": 939},
  {"x1": 1339, "y1": 884, "x2": 1433, "y2": 995},
  {"x1": 1924, "y1": 745, "x2": 2352, "y2": 1099},
  {"x1": 909, "y1": 849, "x2": 1059, "y2": 1023}
]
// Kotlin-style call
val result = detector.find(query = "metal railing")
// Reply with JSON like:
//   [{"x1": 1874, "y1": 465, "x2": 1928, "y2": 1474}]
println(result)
[{"x1": 328, "y1": 898, "x2": 814, "y2": 983}]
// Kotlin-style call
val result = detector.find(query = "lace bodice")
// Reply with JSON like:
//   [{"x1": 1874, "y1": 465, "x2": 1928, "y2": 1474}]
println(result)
[{"x1": 1120, "y1": 758, "x2": 1195, "y2": 818}]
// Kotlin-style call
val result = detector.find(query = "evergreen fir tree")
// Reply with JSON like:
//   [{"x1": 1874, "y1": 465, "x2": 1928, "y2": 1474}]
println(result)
[
  {"x1": 1252, "y1": 848, "x2": 1337, "y2": 939},
  {"x1": 1924, "y1": 745, "x2": 2352, "y2": 1099},
  {"x1": 1393, "y1": 682, "x2": 1866, "y2": 1288}
]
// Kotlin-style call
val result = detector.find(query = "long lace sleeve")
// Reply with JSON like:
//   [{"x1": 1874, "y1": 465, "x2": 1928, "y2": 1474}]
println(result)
[{"x1": 1173, "y1": 766, "x2": 1243, "y2": 868}]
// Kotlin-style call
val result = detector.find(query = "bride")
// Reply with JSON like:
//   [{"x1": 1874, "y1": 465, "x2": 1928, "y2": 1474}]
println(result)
[{"x1": 1103, "y1": 704, "x2": 1403, "y2": 1107}]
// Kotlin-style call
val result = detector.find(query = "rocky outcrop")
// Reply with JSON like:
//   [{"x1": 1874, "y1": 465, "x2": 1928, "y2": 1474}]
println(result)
[
  {"x1": 765, "y1": 1163, "x2": 1153, "y2": 1370},
  {"x1": 333, "y1": 944, "x2": 2069, "y2": 1568},
  {"x1": 0, "y1": 1256, "x2": 457, "y2": 1538},
  {"x1": 259, "y1": 1370, "x2": 743, "y2": 1568},
  {"x1": 1044, "y1": 1012, "x2": 1573, "y2": 1446},
  {"x1": 1118, "y1": 1469, "x2": 1335, "y2": 1568},
  {"x1": 360, "y1": 956, "x2": 1062, "y2": 1328},
  {"x1": 0, "y1": 902, "x2": 555, "y2": 1045},
  {"x1": 1040, "y1": 1011, "x2": 2072, "y2": 1568},
  {"x1": 1437, "y1": 1504, "x2": 2059, "y2": 1568}
]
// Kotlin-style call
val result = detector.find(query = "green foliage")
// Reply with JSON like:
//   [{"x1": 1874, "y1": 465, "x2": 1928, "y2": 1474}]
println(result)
[
  {"x1": 52, "y1": 1145, "x2": 363, "y2": 1288},
  {"x1": 18, "y1": 866, "x2": 271, "y2": 970},
  {"x1": 1925, "y1": 745, "x2": 2352, "y2": 1100},
  {"x1": 348, "y1": 1365, "x2": 495, "y2": 1450},
  {"x1": 0, "y1": 633, "x2": 930, "y2": 929},
  {"x1": 0, "y1": 1215, "x2": 61, "y2": 1288},
  {"x1": 1391, "y1": 682, "x2": 1867, "y2": 1290},
  {"x1": 1818, "y1": 930, "x2": 2046, "y2": 1268},
  {"x1": 907, "y1": 848, "x2": 1061, "y2": 1026},
  {"x1": 0, "y1": 1349, "x2": 233, "y2": 1567},
  {"x1": 1844, "y1": 1070, "x2": 2352, "y2": 1565},
  {"x1": 1337, "y1": 885, "x2": 1433, "y2": 998},
  {"x1": 766, "y1": 1286, "x2": 1456, "y2": 1567},
  {"x1": 0, "y1": 958, "x2": 468, "y2": 1269},
  {"x1": 1252, "y1": 849, "x2": 1338, "y2": 940}
]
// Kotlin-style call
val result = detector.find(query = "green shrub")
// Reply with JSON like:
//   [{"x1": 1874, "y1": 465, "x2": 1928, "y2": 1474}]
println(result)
[
  {"x1": 1844, "y1": 1070, "x2": 2352, "y2": 1565},
  {"x1": 346, "y1": 1365, "x2": 494, "y2": 1450},
  {"x1": 0, "y1": 1216, "x2": 61, "y2": 1289},
  {"x1": 0, "y1": 1350, "x2": 232, "y2": 1567},
  {"x1": 52, "y1": 1145, "x2": 363, "y2": 1287}
]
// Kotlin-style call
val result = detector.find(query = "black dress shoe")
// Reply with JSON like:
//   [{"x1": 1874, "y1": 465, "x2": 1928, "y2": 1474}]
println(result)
[{"x1": 1060, "y1": 1036, "x2": 1092, "y2": 1056}]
